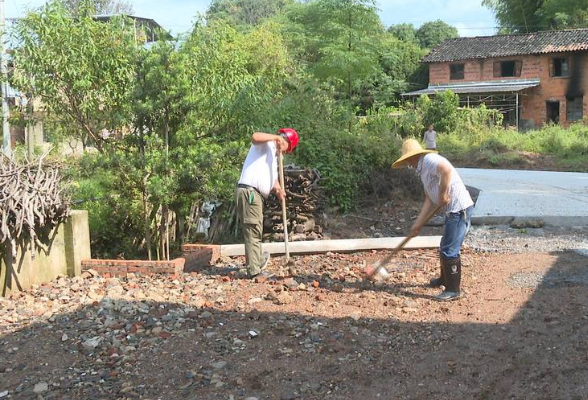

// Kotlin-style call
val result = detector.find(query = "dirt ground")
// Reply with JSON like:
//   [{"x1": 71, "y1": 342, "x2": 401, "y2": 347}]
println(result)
[
  {"x1": 324, "y1": 168, "x2": 445, "y2": 240},
  {"x1": 326, "y1": 198, "x2": 444, "y2": 240},
  {"x1": 1, "y1": 247, "x2": 588, "y2": 400}
]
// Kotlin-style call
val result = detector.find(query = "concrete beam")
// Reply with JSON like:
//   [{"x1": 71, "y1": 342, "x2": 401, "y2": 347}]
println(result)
[
  {"x1": 471, "y1": 215, "x2": 588, "y2": 227},
  {"x1": 64, "y1": 210, "x2": 91, "y2": 277},
  {"x1": 220, "y1": 236, "x2": 442, "y2": 257}
]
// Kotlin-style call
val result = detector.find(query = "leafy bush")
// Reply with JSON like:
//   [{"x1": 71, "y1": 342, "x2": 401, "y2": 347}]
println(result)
[
  {"x1": 392, "y1": 91, "x2": 501, "y2": 140},
  {"x1": 67, "y1": 156, "x2": 146, "y2": 258},
  {"x1": 422, "y1": 90, "x2": 460, "y2": 133},
  {"x1": 269, "y1": 81, "x2": 402, "y2": 210}
]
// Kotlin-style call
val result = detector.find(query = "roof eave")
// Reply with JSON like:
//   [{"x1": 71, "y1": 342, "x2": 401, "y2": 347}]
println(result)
[{"x1": 422, "y1": 48, "x2": 588, "y2": 63}]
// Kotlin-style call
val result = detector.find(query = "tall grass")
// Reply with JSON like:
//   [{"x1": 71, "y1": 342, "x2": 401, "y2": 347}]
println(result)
[{"x1": 438, "y1": 122, "x2": 588, "y2": 171}]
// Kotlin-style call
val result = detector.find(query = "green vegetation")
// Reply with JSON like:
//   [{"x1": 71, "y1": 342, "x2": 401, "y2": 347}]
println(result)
[
  {"x1": 9, "y1": 0, "x2": 588, "y2": 258},
  {"x1": 206, "y1": 0, "x2": 294, "y2": 26},
  {"x1": 415, "y1": 20, "x2": 459, "y2": 48},
  {"x1": 483, "y1": 0, "x2": 588, "y2": 32},
  {"x1": 60, "y1": 0, "x2": 134, "y2": 16},
  {"x1": 13, "y1": 1, "x2": 136, "y2": 151},
  {"x1": 439, "y1": 123, "x2": 588, "y2": 171},
  {"x1": 388, "y1": 20, "x2": 459, "y2": 48}
]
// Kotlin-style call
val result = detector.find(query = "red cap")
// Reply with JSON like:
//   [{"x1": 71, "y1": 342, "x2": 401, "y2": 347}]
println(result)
[{"x1": 278, "y1": 128, "x2": 299, "y2": 153}]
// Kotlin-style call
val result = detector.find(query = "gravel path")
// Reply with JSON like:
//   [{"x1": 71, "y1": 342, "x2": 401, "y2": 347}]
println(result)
[
  {"x1": 2, "y1": 250, "x2": 588, "y2": 399},
  {"x1": 466, "y1": 225, "x2": 588, "y2": 254}
]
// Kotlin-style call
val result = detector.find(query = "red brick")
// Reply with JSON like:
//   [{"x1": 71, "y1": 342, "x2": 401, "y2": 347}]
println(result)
[
  {"x1": 183, "y1": 245, "x2": 221, "y2": 272},
  {"x1": 80, "y1": 258, "x2": 188, "y2": 277}
]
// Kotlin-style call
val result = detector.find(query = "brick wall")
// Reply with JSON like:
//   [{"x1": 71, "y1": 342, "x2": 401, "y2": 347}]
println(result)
[
  {"x1": 429, "y1": 55, "x2": 543, "y2": 84},
  {"x1": 182, "y1": 244, "x2": 221, "y2": 272},
  {"x1": 428, "y1": 52, "x2": 588, "y2": 127},
  {"x1": 81, "y1": 258, "x2": 185, "y2": 278},
  {"x1": 81, "y1": 245, "x2": 223, "y2": 279}
]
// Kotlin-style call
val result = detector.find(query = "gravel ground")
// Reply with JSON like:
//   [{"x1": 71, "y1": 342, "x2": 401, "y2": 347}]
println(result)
[
  {"x1": 2, "y1": 251, "x2": 588, "y2": 400},
  {"x1": 466, "y1": 225, "x2": 588, "y2": 254}
]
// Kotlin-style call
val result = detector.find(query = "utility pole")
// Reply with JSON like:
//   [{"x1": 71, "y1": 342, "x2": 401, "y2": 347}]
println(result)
[{"x1": 0, "y1": 0, "x2": 11, "y2": 159}]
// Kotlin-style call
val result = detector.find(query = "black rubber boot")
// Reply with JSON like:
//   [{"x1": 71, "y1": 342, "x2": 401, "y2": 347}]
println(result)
[
  {"x1": 429, "y1": 257, "x2": 446, "y2": 288},
  {"x1": 435, "y1": 256, "x2": 461, "y2": 301}
]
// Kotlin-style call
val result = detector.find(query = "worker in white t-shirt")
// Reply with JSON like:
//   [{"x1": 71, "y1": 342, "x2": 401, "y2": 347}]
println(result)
[
  {"x1": 235, "y1": 128, "x2": 299, "y2": 278},
  {"x1": 423, "y1": 124, "x2": 437, "y2": 150}
]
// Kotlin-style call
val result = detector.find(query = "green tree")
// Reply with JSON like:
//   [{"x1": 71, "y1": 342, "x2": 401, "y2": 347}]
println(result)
[
  {"x1": 388, "y1": 23, "x2": 418, "y2": 43},
  {"x1": 70, "y1": 20, "x2": 294, "y2": 258},
  {"x1": 206, "y1": 0, "x2": 294, "y2": 27},
  {"x1": 422, "y1": 90, "x2": 460, "y2": 133},
  {"x1": 416, "y1": 19, "x2": 459, "y2": 48},
  {"x1": 129, "y1": 20, "x2": 291, "y2": 256},
  {"x1": 484, "y1": 0, "x2": 588, "y2": 32},
  {"x1": 12, "y1": 0, "x2": 137, "y2": 151},
  {"x1": 538, "y1": 0, "x2": 588, "y2": 29},
  {"x1": 60, "y1": 0, "x2": 133, "y2": 16},
  {"x1": 283, "y1": 0, "x2": 383, "y2": 103},
  {"x1": 129, "y1": 39, "x2": 189, "y2": 259},
  {"x1": 365, "y1": 34, "x2": 427, "y2": 107},
  {"x1": 482, "y1": 0, "x2": 545, "y2": 32}
]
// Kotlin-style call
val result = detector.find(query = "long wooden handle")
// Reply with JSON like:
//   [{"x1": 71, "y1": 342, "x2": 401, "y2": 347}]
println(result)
[
  {"x1": 278, "y1": 151, "x2": 290, "y2": 262},
  {"x1": 372, "y1": 204, "x2": 442, "y2": 270}
]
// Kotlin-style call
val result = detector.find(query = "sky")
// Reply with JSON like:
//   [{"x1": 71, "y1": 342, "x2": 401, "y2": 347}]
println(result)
[{"x1": 8, "y1": 0, "x2": 498, "y2": 37}]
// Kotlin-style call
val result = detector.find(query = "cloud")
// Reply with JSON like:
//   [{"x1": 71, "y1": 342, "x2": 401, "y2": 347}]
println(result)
[
  {"x1": 378, "y1": 0, "x2": 497, "y2": 37},
  {"x1": 7, "y1": 0, "x2": 48, "y2": 17},
  {"x1": 9, "y1": 0, "x2": 499, "y2": 37},
  {"x1": 131, "y1": 0, "x2": 210, "y2": 34}
]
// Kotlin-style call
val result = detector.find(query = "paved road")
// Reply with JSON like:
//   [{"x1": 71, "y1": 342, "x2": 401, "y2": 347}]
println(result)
[{"x1": 457, "y1": 168, "x2": 588, "y2": 225}]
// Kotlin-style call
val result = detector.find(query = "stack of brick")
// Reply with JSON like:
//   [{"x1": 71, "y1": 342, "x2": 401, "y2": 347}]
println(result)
[
  {"x1": 81, "y1": 258, "x2": 185, "y2": 278},
  {"x1": 182, "y1": 244, "x2": 221, "y2": 272}
]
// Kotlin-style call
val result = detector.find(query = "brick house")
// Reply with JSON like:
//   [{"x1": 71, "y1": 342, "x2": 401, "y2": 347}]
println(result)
[{"x1": 403, "y1": 29, "x2": 588, "y2": 129}]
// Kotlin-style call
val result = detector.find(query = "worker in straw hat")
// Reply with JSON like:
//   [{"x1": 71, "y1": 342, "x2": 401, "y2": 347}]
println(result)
[{"x1": 392, "y1": 139, "x2": 474, "y2": 301}]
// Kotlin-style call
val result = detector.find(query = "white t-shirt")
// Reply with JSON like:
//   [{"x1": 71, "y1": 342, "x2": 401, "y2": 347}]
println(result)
[
  {"x1": 416, "y1": 153, "x2": 474, "y2": 214},
  {"x1": 238, "y1": 141, "x2": 278, "y2": 198},
  {"x1": 424, "y1": 129, "x2": 437, "y2": 149}
]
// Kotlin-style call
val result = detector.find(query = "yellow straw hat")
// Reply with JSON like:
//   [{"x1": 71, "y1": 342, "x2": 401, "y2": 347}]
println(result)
[{"x1": 392, "y1": 139, "x2": 437, "y2": 169}]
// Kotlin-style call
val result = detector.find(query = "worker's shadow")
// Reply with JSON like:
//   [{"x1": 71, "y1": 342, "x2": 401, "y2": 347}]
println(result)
[
  {"x1": 288, "y1": 270, "x2": 442, "y2": 301},
  {"x1": 206, "y1": 261, "x2": 445, "y2": 301}
]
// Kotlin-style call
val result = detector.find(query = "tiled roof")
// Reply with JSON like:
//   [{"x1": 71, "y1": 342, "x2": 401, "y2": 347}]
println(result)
[
  {"x1": 423, "y1": 29, "x2": 588, "y2": 63},
  {"x1": 402, "y1": 79, "x2": 540, "y2": 96}
]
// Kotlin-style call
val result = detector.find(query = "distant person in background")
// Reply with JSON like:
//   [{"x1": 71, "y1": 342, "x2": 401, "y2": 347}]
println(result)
[{"x1": 423, "y1": 124, "x2": 437, "y2": 150}]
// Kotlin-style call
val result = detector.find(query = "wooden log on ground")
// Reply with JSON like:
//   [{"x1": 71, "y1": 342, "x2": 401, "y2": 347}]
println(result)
[{"x1": 263, "y1": 166, "x2": 325, "y2": 242}]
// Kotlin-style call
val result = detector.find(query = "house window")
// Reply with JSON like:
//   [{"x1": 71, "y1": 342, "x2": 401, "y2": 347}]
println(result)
[
  {"x1": 546, "y1": 101, "x2": 560, "y2": 123},
  {"x1": 567, "y1": 96, "x2": 583, "y2": 121},
  {"x1": 551, "y1": 58, "x2": 570, "y2": 77},
  {"x1": 494, "y1": 60, "x2": 522, "y2": 77},
  {"x1": 450, "y1": 63, "x2": 464, "y2": 80}
]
